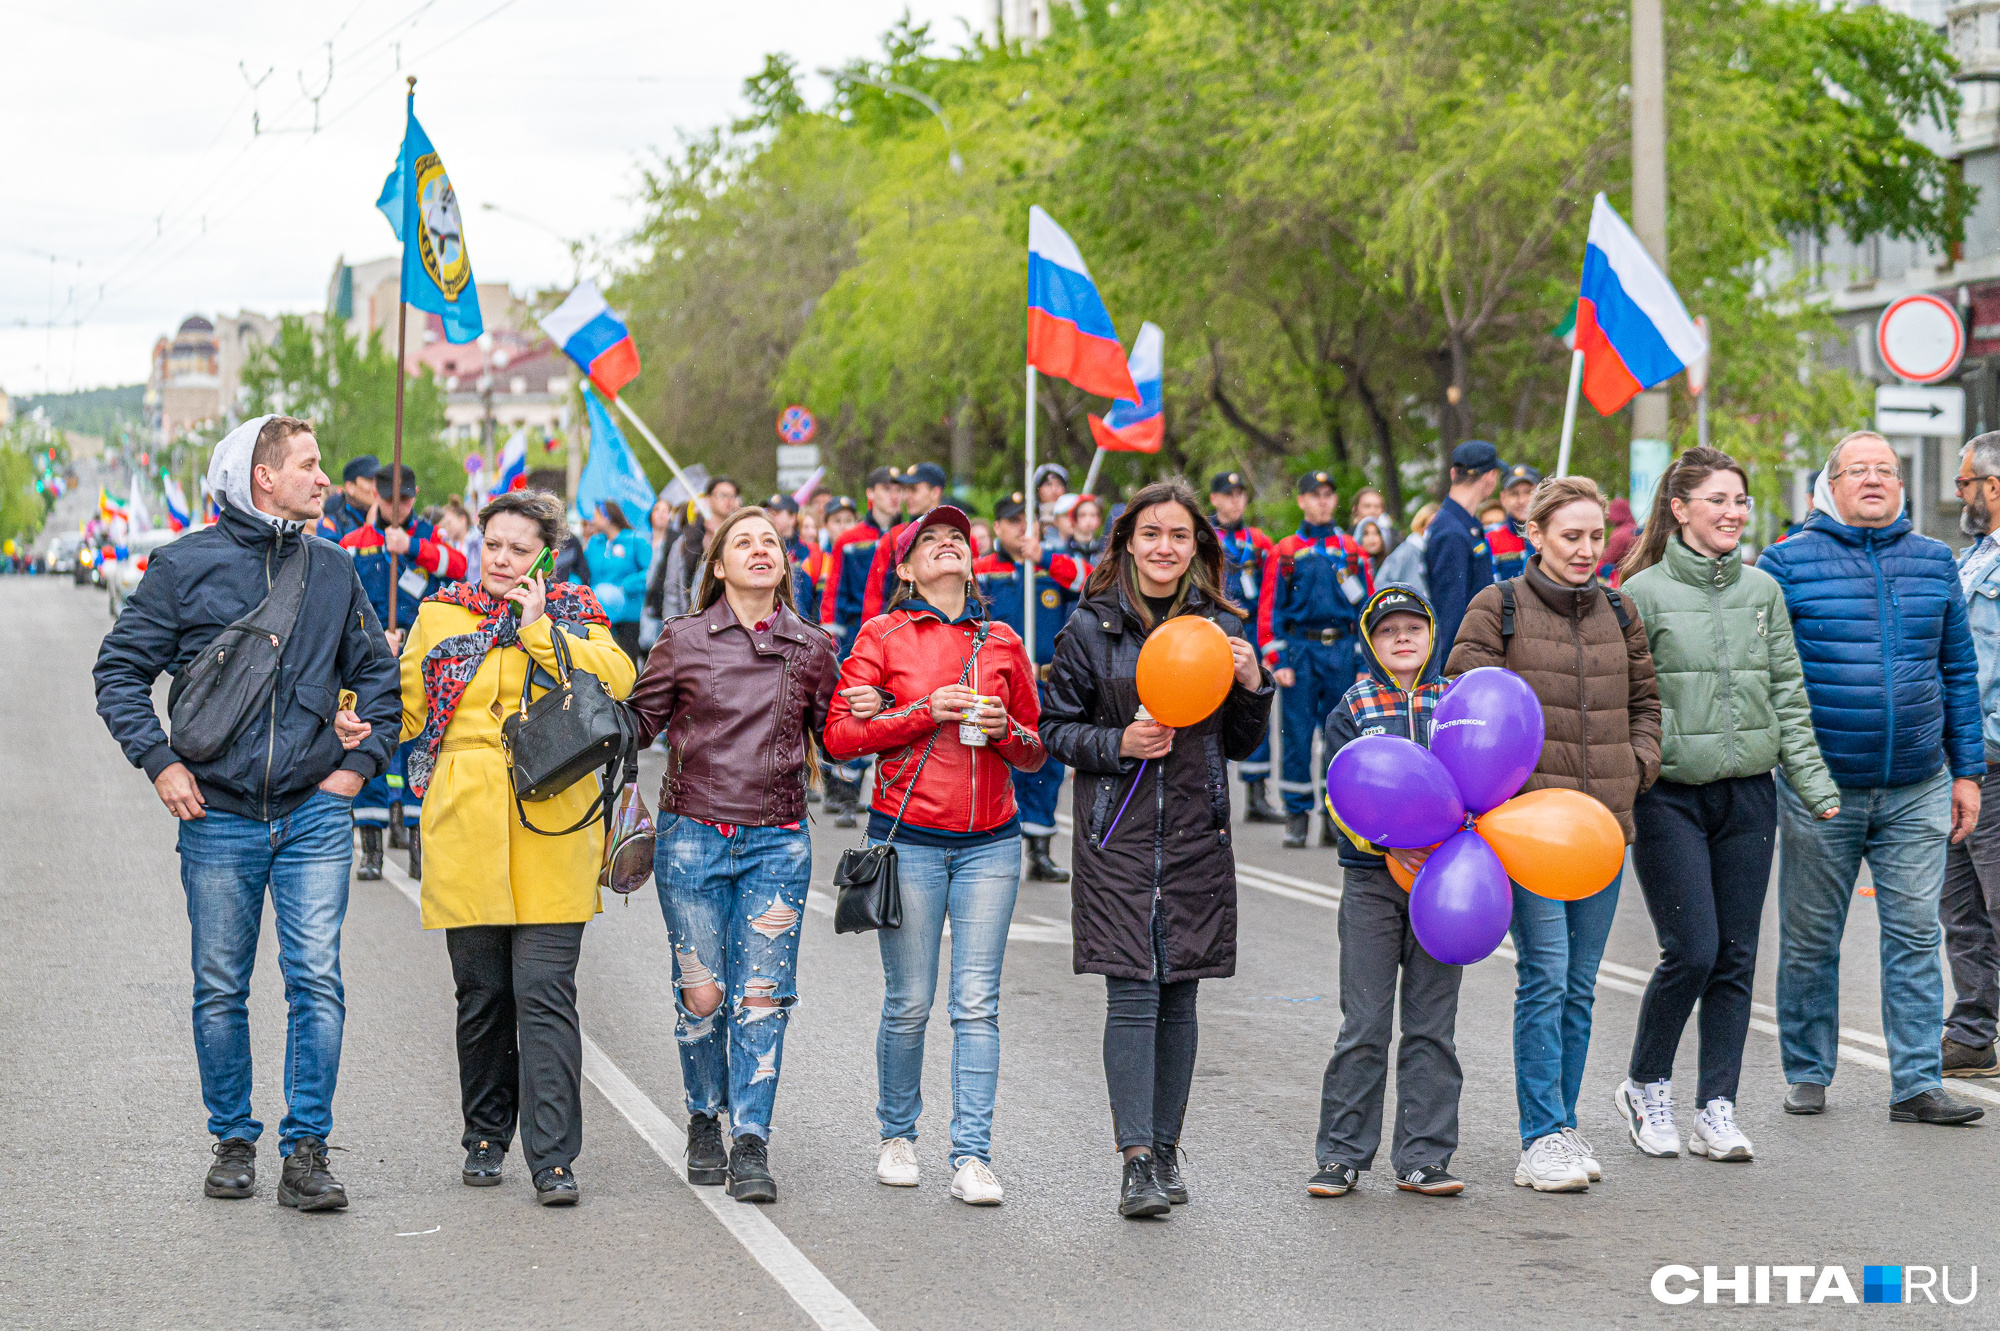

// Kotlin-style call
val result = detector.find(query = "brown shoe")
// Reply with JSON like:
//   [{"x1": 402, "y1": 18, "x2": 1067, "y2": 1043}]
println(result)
[{"x1": 1943, "y1": 1037, "x2": 2000, "y2": 1077}]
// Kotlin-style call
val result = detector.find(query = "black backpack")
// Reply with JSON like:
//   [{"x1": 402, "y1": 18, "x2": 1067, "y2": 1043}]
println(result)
[
  {"x1": 166, "y1": 541, "x2": 312, "y2": 763},
  {"x1": 1496, "y1": 577, "x2": 1630, "y2": 643}
]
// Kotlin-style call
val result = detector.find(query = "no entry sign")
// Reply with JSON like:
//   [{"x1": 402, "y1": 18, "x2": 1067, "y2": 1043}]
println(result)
[{"x1": 1876, "y1": 294, "x2": 1965, "y2": 385}]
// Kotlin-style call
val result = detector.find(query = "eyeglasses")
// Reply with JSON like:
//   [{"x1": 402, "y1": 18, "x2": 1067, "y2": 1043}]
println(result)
[
  {"x1": 1836, "y1": 463, "x2": 1902, "y2": 484},
  {"x1": 1956, "y1": 474, "x2": 2000, "y2": 494},
  {"x1": 1689, "y1": 494, "x2": 1754, "y2": 512}
]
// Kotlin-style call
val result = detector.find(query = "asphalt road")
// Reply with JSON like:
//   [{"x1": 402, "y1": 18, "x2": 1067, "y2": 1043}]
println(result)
[{"x1": 5, "y1": 575, "x2": 1995, "y2": 1328}]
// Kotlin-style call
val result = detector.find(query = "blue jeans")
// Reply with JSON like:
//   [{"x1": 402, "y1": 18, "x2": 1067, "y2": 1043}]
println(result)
[
  {"x1": 1011, "y1": 761, "x2": 1065, "y2": 837},
  {"x1": 874, "y1": 835, "x2": 1021, "y2": 1163},
  {"x1": 656, "y1": 818, "x2": 812, "y2": 1141},
  {"x1": 176, "y1": 789, "x2": 354, "y2": 1152},
  {"x1": 1280, "y1": 637, "x2": 1359, "y2": 812},
  {"x1": 1776, "y1": 768, "x2": 1950, "y2": 1103},
  {"x1": 1509, "y1": 868, "x2": 1623, "y2": 1145}
]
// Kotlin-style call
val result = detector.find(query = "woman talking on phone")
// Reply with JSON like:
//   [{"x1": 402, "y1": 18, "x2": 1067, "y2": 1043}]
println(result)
[
  {"x1": 1039, "y1": 480, "x2": 1274, "y2": 1219},
  {"x1": 627, "y1": 506, "x2": 838, "y2": 1205},
  {"x1": 399, "y1": 489, "x2": 637, "y2": 1206},
  {"x1": 824, "y1": 505, "x2": 1045, "y2": 1208}
]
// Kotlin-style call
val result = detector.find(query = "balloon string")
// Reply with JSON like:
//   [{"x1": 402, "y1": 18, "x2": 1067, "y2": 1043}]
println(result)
[{"x1": 1102, "y1": 759, "x2": 1148, "y2": 841}]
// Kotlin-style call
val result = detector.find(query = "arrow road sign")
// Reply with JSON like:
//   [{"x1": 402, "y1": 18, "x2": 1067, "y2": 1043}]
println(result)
[{"x1": 1875, "y1": 384, "x2": 1965, "y2": 438}]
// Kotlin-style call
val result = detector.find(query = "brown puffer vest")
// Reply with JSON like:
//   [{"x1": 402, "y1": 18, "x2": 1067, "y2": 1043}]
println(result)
[{"x1": 1444, "y1": 558, "x2": 1662, "y2": 843}]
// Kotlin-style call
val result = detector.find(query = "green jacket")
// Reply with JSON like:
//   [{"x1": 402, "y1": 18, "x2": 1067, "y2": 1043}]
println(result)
[{"x1": 1623, "y1": 535, "x2": 1839, "y2": 815}]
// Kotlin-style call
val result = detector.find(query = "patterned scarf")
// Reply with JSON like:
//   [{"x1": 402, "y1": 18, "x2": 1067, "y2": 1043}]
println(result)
[{"x1": 407, "y1": 580, "x2": 610, "y2": 797}]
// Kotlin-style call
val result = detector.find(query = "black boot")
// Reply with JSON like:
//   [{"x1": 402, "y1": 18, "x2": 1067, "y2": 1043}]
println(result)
[
  {"x1": 686, "y1": 1113, "x2": 727, "y2": 1186},
  {"x1": 407, "y1": 824, "x2": 422, "y2": 881},
  {"x1": 1319, "y1": 813, "x2": 1339, "y2": 847},
  {"x1": 1242, "y1": 780, "x2": 1285, "y2": 824},
  {"x1": 1119, "y1": 1152, "x2": 1172, "y2": 1218},
  {"x1": 727, "y1": 1135, "x2": 777, "y2": 1203},
  {"x1": 1026, "y1": 835, "x2": 1070, "y2": 883},
  {"x1": 388, "y1": 805, "x2": 407, "y2": 850},
  {"x1": 356, "y1": 826, "x2": 383, "y2": 881},
  {"x1": 1283, "y1": 812, "x2": 1309, "y2": 848},
  {"x1": 1153, "y1": 1143, "x2": 1189, "y2": 1205},
  {"x1": 277, "y1": 1137, "x2": 348, "y2": 1212},
  {"x1": 832, "y1": 778, "x2": 858, "y2": 830},
  {"x1": 204, "y1": 1138, "x2": 256, "y2": 1199}
]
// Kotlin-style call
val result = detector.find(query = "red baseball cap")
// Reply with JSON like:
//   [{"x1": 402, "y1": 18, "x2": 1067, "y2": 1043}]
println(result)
[{"x1": 893, "y1": 504, "x2": 974, "y2": 565}]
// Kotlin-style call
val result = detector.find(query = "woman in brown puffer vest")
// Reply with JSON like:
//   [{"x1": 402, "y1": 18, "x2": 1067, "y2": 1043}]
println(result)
[{"x1": 1446, "y1": 475, "x2": 1660, "y2": 1193}]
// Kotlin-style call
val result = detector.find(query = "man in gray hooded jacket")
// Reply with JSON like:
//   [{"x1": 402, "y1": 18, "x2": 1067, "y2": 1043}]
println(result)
[{"x1": 94, "y1": 415, "x2": 400, "y2": 1212}]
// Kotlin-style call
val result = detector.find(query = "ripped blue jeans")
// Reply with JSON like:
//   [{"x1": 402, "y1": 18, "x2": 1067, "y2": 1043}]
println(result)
[{"x1": 656, "y1": 817, "x2": 812, "y2": 1141}]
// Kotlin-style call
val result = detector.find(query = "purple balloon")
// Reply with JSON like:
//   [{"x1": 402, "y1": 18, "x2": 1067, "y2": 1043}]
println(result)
[
  {"x1": 1326, "y1": 734, "x2": 1467, "y2": 850},
  {"x1": 1429, "y1": 667, "x2": 1545, "y2": 814},
  {"x1": 1408, "y1": 831, "x2": 1514, "y2": 965}
]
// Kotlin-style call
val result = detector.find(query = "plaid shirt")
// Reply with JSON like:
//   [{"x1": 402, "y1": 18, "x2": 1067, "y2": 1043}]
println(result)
[{"x1": 1338, "y1": 675, "x2": 1447, "y2": 743}]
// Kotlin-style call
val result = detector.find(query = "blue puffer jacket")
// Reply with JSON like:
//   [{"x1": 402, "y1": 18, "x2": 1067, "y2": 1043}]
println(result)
[{"x1": 1757, "y1": 509, "x2": 1985, "y2": 789}]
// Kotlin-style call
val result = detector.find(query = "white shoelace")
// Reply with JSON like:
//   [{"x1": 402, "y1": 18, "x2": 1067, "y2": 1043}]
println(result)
[
  {"x1": 962, "y1": 1159, "x2": 999, "y2": 1189},
  {"x1": 1705, "y1": 1100, "x2": 1739, "y2": 1137},
  {"x1": 1565, "y1": 1126, "x2": 1596, "y2": 1159},
  {"x1": 1641, "y1": 1082, "x2": 1676, "y2": 1131}
]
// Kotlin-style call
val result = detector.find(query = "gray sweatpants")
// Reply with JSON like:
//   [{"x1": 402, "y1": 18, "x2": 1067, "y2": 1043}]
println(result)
[
  {"x1": 1317, "y1": 863, "x2": 1463, "y2": 1173},
  {"x1": 1942, "y1": 768, "x2": 2000, "y2": 1049}
]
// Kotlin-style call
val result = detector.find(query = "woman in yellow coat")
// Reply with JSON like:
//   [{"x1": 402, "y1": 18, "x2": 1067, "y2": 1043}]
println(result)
[{"x1": 399, "y1": 488, "x2": 636, "y2": 1206}]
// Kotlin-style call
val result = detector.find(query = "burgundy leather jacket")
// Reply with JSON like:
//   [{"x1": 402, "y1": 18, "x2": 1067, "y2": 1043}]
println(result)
[{"x1": 629, "y1": 598, "x2": 839, "y2": 825}]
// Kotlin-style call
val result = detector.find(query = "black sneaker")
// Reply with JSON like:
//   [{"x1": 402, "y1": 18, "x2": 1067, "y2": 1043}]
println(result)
[
  {"x1": 1890, "y1": 1087, "x2": 1986, "y2": 1125},
  {"x1": 533, "y1": 1165, "x2": 580, "y2": 1206},
  {"x1": 727, "y1": 1135, "x2": 777, "y2": 1203},
  {"x1": 1118, "y1": 1153, "x2": 1172, "y2": 1218},
  {"x1": 204, "y1": 1138, "x2": 256, "y2": 1199},
  {"x1": 1943, "y1": 1037, "x2": 2000, "y2": 1077},
  {"x1": 1283, "y1": 812, "x2": 1309, "y2": 848},
  {"x1": 1307, "y1": 1162, "x2": 1359, "y2": 1197},
  {"x1": 277, "y1": 1138, "x2": 348, "y2": 1212},
  {"x1": 1152, "y1": 1143, "x2": 1189, "y2": 1205},
  {"x1": 686, "y1": 1113, "x2": 727, "y2": 1186},
  {"x1": 462, "y1": 1139, "x2": 504, "y2": 1187},
  {"x1": 1395, "y1": 1163, "x2": 1464, "y2": 1196}
]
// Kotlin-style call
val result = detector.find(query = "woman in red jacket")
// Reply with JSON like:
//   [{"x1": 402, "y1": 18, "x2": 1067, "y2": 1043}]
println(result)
[{"x1": 825, "y1": 505, "x2": 1045, "y2": 1208}]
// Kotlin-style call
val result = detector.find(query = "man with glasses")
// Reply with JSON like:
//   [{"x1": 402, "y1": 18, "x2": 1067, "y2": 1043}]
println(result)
[
  {"x1": 1941, "y1": 433, "x2": 2000, "y2": 1079},
  {"x1": 1759, "y1": 430, "x2": 1987, "y2": 1126}
]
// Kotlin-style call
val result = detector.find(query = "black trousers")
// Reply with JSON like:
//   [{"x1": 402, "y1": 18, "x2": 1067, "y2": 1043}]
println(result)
[
  {"x1": 1628, "y1": 774, "x2": 1776, "y2": 1104},
  {"x1": 445, "y1": 923, "x2": 586, "y2": 1175},
  {"x1": 1103, "y1": 977, "x2": 1199, "y2": 1150}
]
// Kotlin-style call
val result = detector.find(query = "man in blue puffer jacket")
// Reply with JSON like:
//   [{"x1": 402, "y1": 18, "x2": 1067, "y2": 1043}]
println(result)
[{"x1": 1759, "y1": 430, "x2": 1987, "y2": 1126}]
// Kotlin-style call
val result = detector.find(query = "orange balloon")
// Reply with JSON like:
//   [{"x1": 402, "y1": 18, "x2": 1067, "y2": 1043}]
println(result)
[
  {"x1": 1135, "y1": 615, "x2": 1236, "y2": 728},
  {"x1": 1474, "y1": 788, "x2": 1624, "y2": 900},
  {"x1": 1387, "y1": 854, "x2": 1416, "y2": 891}
]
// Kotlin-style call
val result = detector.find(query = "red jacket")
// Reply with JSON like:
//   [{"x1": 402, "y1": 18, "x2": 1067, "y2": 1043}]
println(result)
[{"x1": 824, "y1": 604, "x2": 1046, "y2": 834}]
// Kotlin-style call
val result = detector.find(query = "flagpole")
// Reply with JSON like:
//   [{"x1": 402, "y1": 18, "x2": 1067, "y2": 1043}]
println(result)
[
  {"x1": 388, "y1": 75, "x2": 415, "y2": 636},
  {"x1": 1081, "y1": 444, "x2": 1107, "y2": 498},
  {"x1": 605, "y1": 388, "x2": 711, "y2": 522},
  {"x1": 1024, "y1": 362, "x2": 1038, "y2": 661},
  {"x1": 1555, "y1": 348, "x2": 1584, "y2": 479}
]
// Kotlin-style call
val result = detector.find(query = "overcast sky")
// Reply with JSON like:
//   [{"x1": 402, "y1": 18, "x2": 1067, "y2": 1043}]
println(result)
[{"x1": 3, "y1": 0, "x2": 994, "y2": 396}]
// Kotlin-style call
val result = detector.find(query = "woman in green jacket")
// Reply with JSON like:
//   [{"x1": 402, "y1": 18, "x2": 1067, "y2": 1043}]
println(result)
[{"x1": 1614, "y1": 446, "x2": 1839, "y2": 1165}]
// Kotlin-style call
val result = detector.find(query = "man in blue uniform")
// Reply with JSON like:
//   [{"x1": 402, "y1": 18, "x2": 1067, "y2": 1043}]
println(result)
[
  {"x1": 1211, "y1": 470, "x2": 1283, "y2": 824},
  {"x1": 1259, "y1": 470, "x2": 1372, "y2": 848},
  {"x1": 975, "y1": 492, "x2": 1092, "y2": 881},
  {"x1": 321, "y1": 454, "x2": 378, "y2": 525},
  {"x1": 319, "y1": 462, "x2": 466, "y2": 880},
  {"x1": 1423, "y1": 440, "x2": 1502, "y2": 677},
  {"x1": 1488, "y1": 461, "x2": 1538, "y2": 581}
]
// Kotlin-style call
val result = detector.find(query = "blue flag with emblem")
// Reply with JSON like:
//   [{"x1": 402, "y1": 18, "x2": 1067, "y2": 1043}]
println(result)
[{"x1": 376, "y1": 89, "x2": 483, "y2": 344}]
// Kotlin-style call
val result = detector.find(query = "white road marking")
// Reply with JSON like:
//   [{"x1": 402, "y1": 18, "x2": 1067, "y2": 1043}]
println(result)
[{"x1": 376, "y1": 860, "x2": 879, "y2": 1331}]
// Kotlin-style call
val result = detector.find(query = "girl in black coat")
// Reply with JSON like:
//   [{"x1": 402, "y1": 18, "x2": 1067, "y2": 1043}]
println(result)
[{"x1": 1040, "y1": 481, "x2": 1275, "y2": 1218}]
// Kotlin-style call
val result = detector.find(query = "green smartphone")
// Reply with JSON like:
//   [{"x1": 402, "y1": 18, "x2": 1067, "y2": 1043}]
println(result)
[{"x1": 508, "y1": 546, "x2": 558, "y2": 615}]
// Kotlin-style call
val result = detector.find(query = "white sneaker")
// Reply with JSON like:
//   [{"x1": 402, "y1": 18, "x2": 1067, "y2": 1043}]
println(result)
[
  {"x1": 1513, "y1": 1132, "x2": 1590, "y2": 1192},
  {"x1": 1562, "y1": 1126, "x2": 1602, "y2": 1182},
  {"x1": 876, "y1": 1137, "x2": 919, "y2": 1187},
  {"x1": 1616, "y1": 1078, "x2": 1681, "y2": 1158},
  {"x1": 1689, "y1": 1099, "x2": 1754, "y2": 1162},
  {"x1": 949, "y1": 1156, "x2": 1005, "y2": 1206}
]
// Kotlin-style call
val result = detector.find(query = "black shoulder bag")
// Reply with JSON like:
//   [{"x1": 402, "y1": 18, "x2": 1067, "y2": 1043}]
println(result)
[
  {"x1": 833, "y1": 623, "x2": 990, "y2": 934},
  {"x1": 167, "y1": 539, "x2": 312, "y2": 763},
  {"x1": 501, "y1": 624, "x2": 636, "y2": 836}
]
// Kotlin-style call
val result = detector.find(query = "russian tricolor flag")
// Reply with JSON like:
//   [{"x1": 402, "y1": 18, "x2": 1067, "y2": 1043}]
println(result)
[
  {"x1": 162, "y1": 477, "x2": 191, "y2": 532},
  {"x1": 1087, "y1": 321, "x2": 1164, "y2": 453},
  {"x1": 539, "y1": 280, "x2": 642, "y2": 400},
  {"x1": 492, "y1": 428, "x2": 528, "y2": 495},
  {"x1": 1028, "y1": 206, "x2": 1138, "y2": 404},
  {"x1": 1575, "y1": 193, "x2": 1708, "y2": 415}
]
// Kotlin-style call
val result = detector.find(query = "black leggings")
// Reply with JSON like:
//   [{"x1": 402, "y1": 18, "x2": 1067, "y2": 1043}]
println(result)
[
  {"x1": 1104, "y1": 977, "x2": 1199, "y2": 1150},
  {"x1": 1627, "y1": 774, "x2": 1776, "y2": 1104}
]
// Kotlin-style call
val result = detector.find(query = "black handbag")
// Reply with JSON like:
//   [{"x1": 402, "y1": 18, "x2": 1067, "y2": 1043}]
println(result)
[
  {"x1": 501, "y1": 624, "x2": 636, "y2": 836},
  {"x1": 832, "y1": 624, "x2": 989, "y2": 935},
  {"x1": 167, "y1": 540, "x2": 311, "y2": 763}
]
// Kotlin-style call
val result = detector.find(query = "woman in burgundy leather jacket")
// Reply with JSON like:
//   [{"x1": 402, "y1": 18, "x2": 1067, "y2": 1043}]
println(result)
[
  {"x1": 629, "y1": 506, "x2": 838, "y2": 1205},
  {"x1": 824, "y1": 505, "x2": 1045, "y2": 1207}
]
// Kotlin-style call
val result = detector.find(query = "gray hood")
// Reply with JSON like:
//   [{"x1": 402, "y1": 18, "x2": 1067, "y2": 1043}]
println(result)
[{"x1": 206, "y1": 415, "x2": 298, "y2": 533}]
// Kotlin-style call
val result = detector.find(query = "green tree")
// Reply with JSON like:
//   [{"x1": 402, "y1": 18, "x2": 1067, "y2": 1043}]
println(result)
[{"x1": 240, "y1": 315, "x2": 455, "y2": 501}]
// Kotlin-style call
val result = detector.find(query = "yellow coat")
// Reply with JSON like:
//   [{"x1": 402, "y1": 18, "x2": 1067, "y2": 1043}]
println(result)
[{"x1": 399, "y1": 604, "x2": 638, "y2": 930}]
